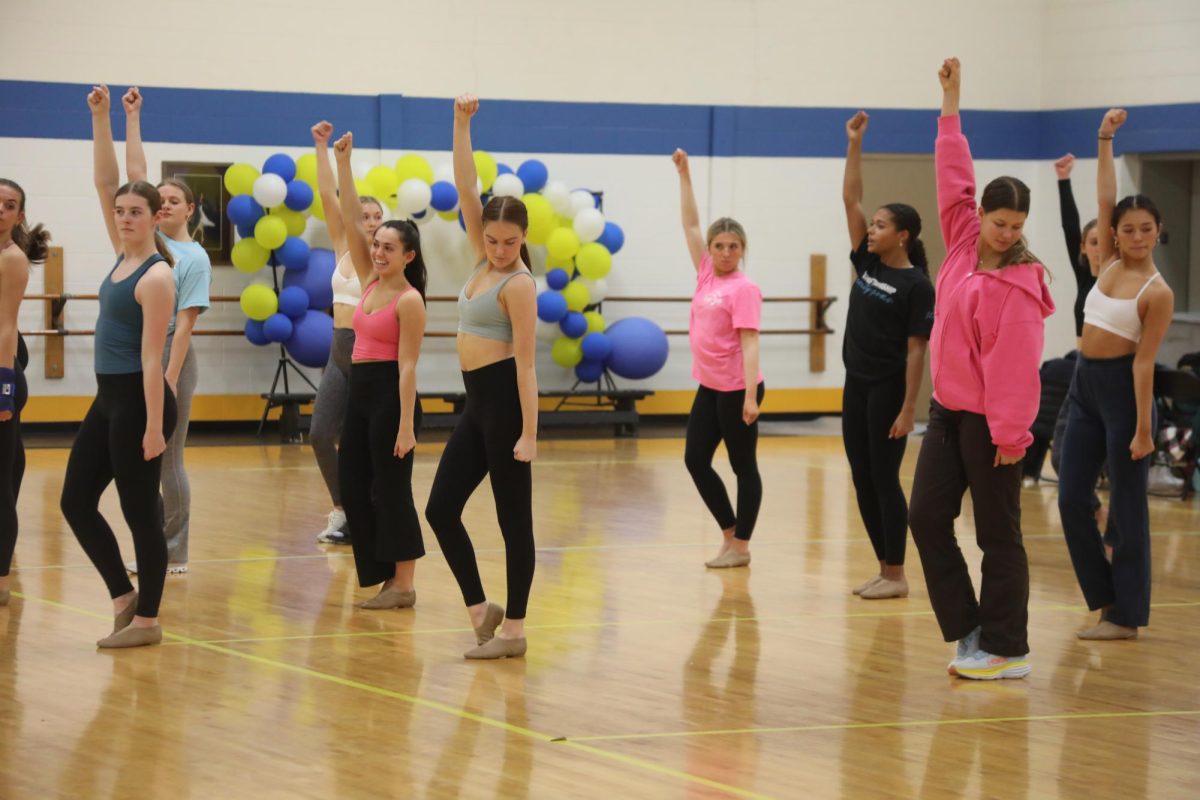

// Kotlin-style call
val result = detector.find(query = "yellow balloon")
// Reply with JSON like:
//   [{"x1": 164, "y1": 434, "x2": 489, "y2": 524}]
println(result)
[
  {"x1": 438, "y1": 209, "x2": 460, "y2": 221},
  {"x1": 523, "y1": 193, "x2": 556, "y2": 244},
  {"x1": 584, "y1": 311, "x2": 606, "y2": 334},
  {"x1": 545, "y1": 253, "x2": 575, "y2": 270},
  {"x1": 240, "y1": 284, "x2": 278, "y2": 321},
  {"x1": 367, "y1": 165, "x2": 400, "y2": 199},
  {"x1": 546, "y1": 227, "x2": 581, "y2": 261},
  {"x1": 224, "y1": 163, "x2": 259, "y2": 196},
  {"x1": 561, "y1": 280, "x2": 590, "y2": 312},
  {"x1": 395, "y1": 154, "x2": 434, "y2": 185},
  {"x1": 254, "y1": 215, "x2": 287, "y2": 250},
  {"x1": 270, "y1": 207, "x2": 307, "y2": 238},
  {"x1": 474, "y1": 151, "x2": 498, "y2": 192},
  {"x1": 310, "y1": 194, "x2": 326, "y2": 221},
  {"x1": 575, "y1": 242, "x2": 613, "y2": 281},
  {"x1": 354, "y1": 178, "x2": 376, "y2": 202},
  {"x1": 551, "y1": 336, "x2": 583, "y2": 367},
  {"x1": 231, "y1": 238, "x2": 270, "y2": 274},
  {"x1": 295, "y1": 154, "x2": 318, "y2": 186}
]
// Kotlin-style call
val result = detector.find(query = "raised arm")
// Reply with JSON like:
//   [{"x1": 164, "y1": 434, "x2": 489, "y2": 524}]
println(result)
[
  {"x1": 311, "y1": 121, "x2": 346, "y2": 256},
  {"x1": 88, "y1": 85, "x2": 122, "y2": 255},
  {"x1": 1054, "y1": 154, "x2": 1083, "y2": 269},
  {"x1": 843, "y1": 111, "x2": 870, "y2": 250},
  {"x1": 332, "y1": 132, "x2": 375, "y2": 289},
  {"x1": 1096, "y1": 108, "x2": 1126, "y2": 266},
  {"x1": 671, "y1": 149, "x2": 706, "y2": 271},
  {"x1": 123, "y1": 87, "x2": 148, "y2": 183},
  {"x1": 453, "y1": 94, "x2": 485, "y2": 263},
  {"x1": 934, "y1": 58, "x2": 979, "y2": 253},
  {"x1": 393, "y1": 291, "x2": 427, "y2": 459}
]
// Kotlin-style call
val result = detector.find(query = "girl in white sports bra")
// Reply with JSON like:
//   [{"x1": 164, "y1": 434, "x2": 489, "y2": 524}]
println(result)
[
  {"x1": 1057, "y1": 108, "x2": 1175, "y2": 643},
  {"x1": 308, "y1": 120, "x2": 387, "y2": 545}
]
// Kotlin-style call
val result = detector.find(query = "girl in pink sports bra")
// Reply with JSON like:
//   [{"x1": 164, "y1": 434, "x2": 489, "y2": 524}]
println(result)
[
  {"x1": 308, "y1": 120, "x2": 387, "y2": 546},
  {"x1": 333, "y1": 132, "x2": 429, "y2": 611},
  {"x1": 1057, "y1": 108, "x2": 1175, "y2": 642}
]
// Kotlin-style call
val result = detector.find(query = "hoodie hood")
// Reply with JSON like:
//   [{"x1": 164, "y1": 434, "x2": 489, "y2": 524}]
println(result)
[{"x1": 979, "y1": 262, "x2": 1056, "y2": 319}]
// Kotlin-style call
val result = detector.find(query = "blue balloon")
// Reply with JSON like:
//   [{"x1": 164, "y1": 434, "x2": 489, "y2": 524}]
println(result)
[
  {"x1": 546, "y1": 267, "x2": 570, "y2": 290},
  {"x1": 285, "y1": 310, "x2": 335, "y2": 368},
  {"x1": 598, "y1": 221, "x2": 625, "y2": 254},
  {"x1": 517, "y1": 160, "x2": 548, "y2": 193},
  {"x1": 581, "y1": 332, "x2": 612, "y2": 362},
  {"x1": 264, "y1": 312, "x2": 294, "y2": 343},
  {"x1": 412, "y1": 208, "x2": 427, "y2": 220},
  {"x1": 275, "y1": 236, "x2": 311, "y2": 271},
  {"x1": 227, "y1": 195, "x2": 264, "y2": 227},
  {"x1": 263, "y1": 153, "x2": 297, "y2": 182},
  {"x1": 278, "y1": 285, "x2": 310, "y2": 319},
  {"x1": 496, "y1": 162, "x2": 513, "y2": 176},
  {"x1": 458, "y1": 209, "x2": 467, "y2": 231},
  {"x1": 429, "y1": 181, "x2": 459, "y2": 212},
  {"x1": 605, "y1": 317, "x2": 669, "y2": 380},
  {"x1": 282, "y1": 247, "x2": 335, "y2": 309},
  {"x1": 560, "y1": 311, "x2": 587, "y2": 339},
  {"x1": 244, "y1": 319, "x2": 270, "y2": 346},
  {"x1": 575, "y1": 359, "x2": 605, "y2": 383},
  {"x1": 536, "y1": 290, "x2": 568, "y2": 323},
  {"x1": 283, "y1": 179, "x2": 314, "y2": 212},
  {"x1": 236, "y1": 222, "x2": 256, "y2": 239}
]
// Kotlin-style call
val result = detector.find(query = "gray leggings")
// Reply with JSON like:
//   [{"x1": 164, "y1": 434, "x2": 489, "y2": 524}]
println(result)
[
  {"x1": 161, "y1": 337, "x2": 198, "y2": 563},
  {"x1": 310, "y1": 328, "x2": 355, "y2": 507}
]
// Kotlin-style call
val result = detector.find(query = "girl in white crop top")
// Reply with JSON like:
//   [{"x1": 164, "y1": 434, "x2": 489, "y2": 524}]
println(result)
[
  {"x1": 1057, "y1": 108, "x2": 1175, "y2": 643},
  {"x1": 307, "y1": 121, "x2": 387, "y2": 545}
]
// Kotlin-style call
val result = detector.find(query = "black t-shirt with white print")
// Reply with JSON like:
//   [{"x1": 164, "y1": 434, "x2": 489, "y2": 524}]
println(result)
[{"x1": 843, "y1": 236, "x2": 935, "y2": 382}]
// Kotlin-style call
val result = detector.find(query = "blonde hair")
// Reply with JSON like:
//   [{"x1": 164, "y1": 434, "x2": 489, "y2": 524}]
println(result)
[{"x1": 706, "y1": 217, "x2": 747, "y2": 252}]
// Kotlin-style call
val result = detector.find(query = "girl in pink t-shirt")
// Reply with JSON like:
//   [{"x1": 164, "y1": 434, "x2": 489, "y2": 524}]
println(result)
[{"x1": 672, "y1": 148, "x2": 764, "y2": 569}]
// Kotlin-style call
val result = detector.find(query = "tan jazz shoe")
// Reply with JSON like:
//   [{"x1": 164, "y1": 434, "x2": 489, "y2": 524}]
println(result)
[
  {"x1": 113, "y1": 592, "x2": 138, "y2": 633},
  {"x1": 473, "y1": 602, "x2": 505, "y2": 646},
  {"x1": 97, "y1": 624, "x2": 162, "y2": 649},
  {"x1": 465, "y1": 635, "x2": 527, "y2": 660},
  {"x1": 358, "y1": 588, "x2": 416, "y2": 609},
  {"x1": 705, "y1": 550, "x2": 750, "y2": 569}
]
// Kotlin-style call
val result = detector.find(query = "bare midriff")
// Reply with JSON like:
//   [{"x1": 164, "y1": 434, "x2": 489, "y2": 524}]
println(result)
[
  {"x1": 333, "y1": 302, "x2": 355, "y2": 330},
  {"x1": 1080, "y1": 325, "x2": 1138, "y2": 359},
  {"x1": 457, "y1": 331, "x2": 513, "y2": 371}
]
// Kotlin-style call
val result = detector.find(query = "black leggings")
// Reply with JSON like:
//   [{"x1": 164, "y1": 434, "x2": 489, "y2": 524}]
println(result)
[
  {"x1": 0, "y1": 358, "x2": 28, "y2": 577},
  {"x1": 61, "y1": 373, "x2": 177, "y2": 618},
  {"x1": 425, "y1": 358, "x2": 534, "y2": 619},
  {"x1": 842, "y1": 373, "x2": 909, "y2": 566},
  {"x1": 684, "y1": 382, "x2": 765, "y2": 542},
  {"x1": 339, "y1": 361, "x2": 424, "y2": 588}
]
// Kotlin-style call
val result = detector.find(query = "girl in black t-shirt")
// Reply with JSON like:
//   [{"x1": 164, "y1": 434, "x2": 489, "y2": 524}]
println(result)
[{"x1": 841, "y1": 111, "x2": 935, "y2": 600}]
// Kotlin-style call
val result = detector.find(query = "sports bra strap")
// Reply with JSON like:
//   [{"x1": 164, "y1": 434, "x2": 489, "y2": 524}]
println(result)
[{"x1": 1134, "y1": 272, "x2": 1160, "y2": 300}]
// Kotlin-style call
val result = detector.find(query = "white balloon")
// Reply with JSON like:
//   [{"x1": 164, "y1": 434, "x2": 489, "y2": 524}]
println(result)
[
  {"x1": 534, "y1": 276, "x2": 548, "y2": 296},
  {"x1": 410, "y1": 207, "x2": 434, "y2": 226},
  {"x1": 252, "y1": 174, "x2": 288, "y2": 209},
  {"x1": 582, "y1": 277, "x2": 608, "y2": 303},
  {"x1": 543, "y1": 180, "x2": 571, "y2": 216},
  {"x1": 573, "y1": 208, "x2": 605, "y2": 242},
  {"x1": 492, "y1": 173, "x2": 525, "y2": 198},
  {"x1": 434, "y1": 163, "x2": 455, "y2": 183},
  {"x1": 397, "y1": 179, "x2": 432, "y2": 215},
  {"x1": 536, "y1": 319, "x2": 562, "y2": 342},
  {"x1": 569, "y1": 189, "x2": 596, "y2": 216}
]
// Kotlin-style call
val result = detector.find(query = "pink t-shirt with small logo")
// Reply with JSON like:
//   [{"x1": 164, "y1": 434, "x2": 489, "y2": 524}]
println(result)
[{"x1": 689, "y1": 253, "x2": 763, "y2": 391}]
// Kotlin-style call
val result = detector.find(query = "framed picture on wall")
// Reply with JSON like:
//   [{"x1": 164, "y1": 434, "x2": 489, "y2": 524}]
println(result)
[{"x1": 162, "y1": 161, "x2": 234, "y2": 266}]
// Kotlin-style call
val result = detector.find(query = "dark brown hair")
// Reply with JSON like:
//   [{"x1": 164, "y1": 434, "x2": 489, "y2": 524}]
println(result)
[
  {"x1": 881, "y1": 203, "x2": 928, "y2": 274},
  {"x1": 481, "y1": 195, "x2": 531, "y2": 269},
  {"x1": 0, "y1": 178, "x2": 51, "y2": 263},
  {"x1": 114, "y1": 180, "x2": 175, "y2": 267},
  {"x1": 376, "y1": 220, "x2": 427, "y2": 302},
  {"x1": 980, "y1": 176, "x2": 1040, "y2": 268}
]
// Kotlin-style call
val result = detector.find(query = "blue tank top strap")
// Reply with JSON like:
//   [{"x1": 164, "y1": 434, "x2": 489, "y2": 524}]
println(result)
[{"x1": 94, "y1": 253, "x2": 167, "y2": 374}]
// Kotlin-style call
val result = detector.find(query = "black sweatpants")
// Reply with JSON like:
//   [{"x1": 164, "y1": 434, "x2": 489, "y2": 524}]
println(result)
[
  {"x1": 684, "y1": 382, "x2": 765, "y2": 541},
  {"x1": 842, "y1": 373, "x2": 909, "y2": 565},
  {"x1": 338, "y1": 361, "x2": 424, "y2": 588},
  {"x1": 1058, "y1": 354, "x2": 1152, "y2": 628},
  {"x1": 909, "y1": 400, "x2": 1029, "y2": 657},
  {"x1": 0, "y1": 358, "x2": 28, "y2": 577},
  {"x1": 425, "y1": 358, "x2": 534, "y2": 619},
  {"x1": 61, "y1": 373, "x2": 177, "y2": 618}
]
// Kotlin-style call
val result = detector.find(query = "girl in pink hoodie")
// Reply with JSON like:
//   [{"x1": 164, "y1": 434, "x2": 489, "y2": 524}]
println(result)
[{"x1": 908, "y1": 58, "x2": 1055, "y2": 681}]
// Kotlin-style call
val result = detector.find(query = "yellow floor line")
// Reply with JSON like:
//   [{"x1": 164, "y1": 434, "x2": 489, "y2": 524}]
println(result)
[
  {"x1": 567, "y1": 708, "x2": 1200, "y2": 743},
  {"x1": 11, "y1": 590, "x2": 776, "y2": 800}
]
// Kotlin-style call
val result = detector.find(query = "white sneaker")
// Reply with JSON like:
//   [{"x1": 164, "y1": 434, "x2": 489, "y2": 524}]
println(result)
[
  {"x1": 316, "y1": 509, "x2": 349, "y2": 544},
  {"x1": 954, "y1": 649, "x2": 1031, "y2": 681},
  {"x1": 125, "y1": 561, "x2": 188, "y2": 575},
  {"x1": 947, "y1": 626, "x2": 981, "y2": 675}
]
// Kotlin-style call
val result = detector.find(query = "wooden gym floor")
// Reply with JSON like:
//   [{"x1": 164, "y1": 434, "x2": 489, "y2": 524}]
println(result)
[{"x1": 2, "y1": 430, "x2": 1198, "y2": 799}]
